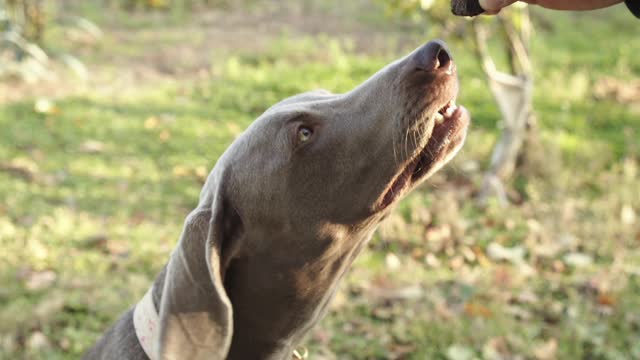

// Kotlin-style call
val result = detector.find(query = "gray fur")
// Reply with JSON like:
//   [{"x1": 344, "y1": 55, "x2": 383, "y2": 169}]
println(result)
[{"x1": 84, "y1": 40, "x2": 470, "y2": 360}]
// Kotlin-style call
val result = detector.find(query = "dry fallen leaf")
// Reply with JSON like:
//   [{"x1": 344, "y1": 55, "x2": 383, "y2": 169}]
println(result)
[
  {"x1": 59, "y1": 337, "x2": 71, "y2": 350},
  {"x1": 27, "y1": 331, "x2": 51, "y2": 351},
  {"x1": 563, "y1": 253, "x2": 593, "y2": 268},
  {"x1": 533, "y1": 338, "x2": 557, "y2": 360},
  {"x1": 35, "y1": 295, "x2": 66, "y2": 320},
  {"x1": 194, "y1": 166, "x2": 209, "y2": 181},
  {"x1": 388, "y1": 343, "x2": 417, "y2": 358},
  {"x1": 487, "y1": 242, "x2": 525, "y2": 264},
  {"x1": 368, "y1": 284, "x2": 423, "y2": 302},
  {"x1": 411, "y1": 247, "x2": 424, "y2": 260},
  {"x1": 425, "y1": 253, "x2": 441, "y2": 268},
  {"x1": 593, "y1": 76, "x2": 640, "y2": 104},
  {"x1": 493, "y1": 266, "x2": 513, "y2": 288},
  {"x1": 106, "y1": 239, "x2": 130, "y2": 256},
  {"x1": 482, "y1": 337, "x2": 511, "y2": 360},
  {"x1": 227, "y1": 122, "x2": 243, "y2": 137},
  {"x1": 552, "y1": 260, "x2": 565, "y2": 273},
  {"x1": 159, "y1": 129, "x2": 171, "y2": 142},
  {"x1": 144, "y1": 116, "x2": 159, "y2": 129},
  {"x1": 25, "y1": 270, "x2": 57, "y2": 291},
  {"x1": 621, "y1": 205, "x2": 636, "y2": 225},
  {"x1": 597, "y1": 293, "x2": 616, "y2": 307},
  {"x1": 449, "y1": 256, "x2": 465, "y2": 270},
  {"x1": 311, "y1": 328, "x2": 331, "y2": 346},
  {"x1": 172, "y1": 165, "x2": 190, "y2": 177},
  {"x1": 82, "y1": 234, "x2": 108, "y2": 248},
  {"x1": 0, "y1": 158, "x2": 39, "y2": 182},
  {"x1": 461, "y1": 246, "x2": 476, "y2": 263},
  {"x1": 425, "y1": 224, "x2": 452, "y2": 244},
  {"x1": 34, "y1": 98, "x2": 59, "y2": 115},
  {"x1": 446, "y1": 344, "x2": 475, "y2": 360},
  {"x1": 385, "y1": 252, "x2": 401, "y2": 270},
  {"x1": 1, "y1": 334, "x2": 18, "y2": 353},
  {"x1": 504, "y1": 304, "x2": 532, "y2": 320},
  {"x1": 329, "y1": 290, "x2": 347, "y2": 310},
  {"x1": 464, "y1": 302, "x2": 492, "y2": 318},
  {"x1": 372, "y1": 306, "x2": 394, "y2": 320},
  {"x1": 79, "y1": 140, "x2": 105, "y2": 154},
  {"x1": 516, "y1": 290, "x2": 540, "y2": 304}
]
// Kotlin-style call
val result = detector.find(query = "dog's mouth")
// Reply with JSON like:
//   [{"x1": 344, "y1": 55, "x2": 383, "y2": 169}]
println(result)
[{"x1": 378, "y1": 98, "x2": 470, "y2": 210}]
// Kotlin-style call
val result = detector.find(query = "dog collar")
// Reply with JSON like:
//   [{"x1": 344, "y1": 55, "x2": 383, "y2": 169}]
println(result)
[
  {"x1": 133, "y1": 286, "x2": 309, "y2": 359},
  {"x1": 133, "y1": 286, "x2": 160, "y2": 359}
]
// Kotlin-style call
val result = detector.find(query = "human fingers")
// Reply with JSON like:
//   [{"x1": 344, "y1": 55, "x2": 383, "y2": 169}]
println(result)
[{"x1": 479, "y1": 0, "x2": 519, "y2": 13}]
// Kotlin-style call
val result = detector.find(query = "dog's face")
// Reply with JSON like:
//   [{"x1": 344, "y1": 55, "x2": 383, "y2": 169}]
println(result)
[
  {"x1": 151, "y1": 41, "x2": 471, "y2": 359},
  {"x1": 223, "y1": 40, "x2": 469, "y2": 236}
]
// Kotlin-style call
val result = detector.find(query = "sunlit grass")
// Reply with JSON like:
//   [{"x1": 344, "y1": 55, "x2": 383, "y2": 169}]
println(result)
[{"x1": 1, "y1": 4, "x2": 638, "y2": 359}]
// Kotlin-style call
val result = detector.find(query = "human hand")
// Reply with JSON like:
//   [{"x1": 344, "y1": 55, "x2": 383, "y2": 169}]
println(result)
[{"x1": 478, "y1": 0, "x2": 517, "y2": 14}]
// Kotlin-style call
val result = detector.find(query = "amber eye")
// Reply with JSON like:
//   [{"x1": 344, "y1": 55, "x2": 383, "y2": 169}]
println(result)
[{"x1": 297, "y1": 126, "x2": 313, "y2": 143}]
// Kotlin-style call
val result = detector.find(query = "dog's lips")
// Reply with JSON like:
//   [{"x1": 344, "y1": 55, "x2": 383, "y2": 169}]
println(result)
[
  {"x1": 379, "y1": 103, "x2": 469, "y2": 210},
  {"x1": 411, "y1": 104, "x2": 468, "y2": 180}
]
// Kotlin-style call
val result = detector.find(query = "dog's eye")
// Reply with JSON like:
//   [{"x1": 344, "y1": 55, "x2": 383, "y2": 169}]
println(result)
[{"x1": 297, "y1": 126, "x2": 313, "y2": 143}]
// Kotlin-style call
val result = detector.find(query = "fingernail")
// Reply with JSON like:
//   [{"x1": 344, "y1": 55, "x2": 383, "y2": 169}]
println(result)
[{"x1": 478, "y1": 0, "x2": 502, "y2": 11}]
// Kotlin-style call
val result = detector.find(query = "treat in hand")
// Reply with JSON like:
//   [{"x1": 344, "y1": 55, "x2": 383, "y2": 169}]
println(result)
[{"x1": 451, "y1": 0, "x2": 485, "y2": 16}]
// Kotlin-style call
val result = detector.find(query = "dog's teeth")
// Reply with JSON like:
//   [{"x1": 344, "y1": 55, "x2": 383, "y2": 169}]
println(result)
[
  {"x1": 434, "y1": 112, "x2": 444, "y2": 124},
  {"x1": 445, "y1": 106, "x2": 456, "y2": 117}
]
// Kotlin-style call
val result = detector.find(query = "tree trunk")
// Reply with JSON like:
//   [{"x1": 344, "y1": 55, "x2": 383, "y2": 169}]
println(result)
[{"x1": 472, "y1": 9, "x2": 535, "y2": 205}]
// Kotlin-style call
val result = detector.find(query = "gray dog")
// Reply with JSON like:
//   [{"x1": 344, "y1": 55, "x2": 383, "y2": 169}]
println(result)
[{"x1": 84, "y1": 39, "x2": 470, "y2": 360}]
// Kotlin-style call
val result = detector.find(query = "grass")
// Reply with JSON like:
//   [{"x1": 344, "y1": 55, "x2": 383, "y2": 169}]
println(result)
[{"x1": 1, "y1": 3, "x2": 639, "y2": 359}]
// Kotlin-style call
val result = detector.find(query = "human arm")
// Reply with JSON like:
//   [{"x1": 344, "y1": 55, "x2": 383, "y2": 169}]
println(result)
[{"x1": 479, "y1": 0, "x2": 625, "y2": 13}]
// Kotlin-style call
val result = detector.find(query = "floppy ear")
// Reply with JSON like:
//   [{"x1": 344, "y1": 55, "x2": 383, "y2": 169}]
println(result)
[{"x1": 156, "y1": 182, "x2": 241, "y2": 360}]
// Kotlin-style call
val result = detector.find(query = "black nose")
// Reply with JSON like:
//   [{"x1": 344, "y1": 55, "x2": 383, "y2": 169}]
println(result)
[{"x1": 413, "y1": 40, "x2": 454, "y2": 73}]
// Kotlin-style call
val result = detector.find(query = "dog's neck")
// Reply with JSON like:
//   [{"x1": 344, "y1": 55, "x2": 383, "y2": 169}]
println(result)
[
  {"x1": 134, "y1": 282, "x2": 311, "y2": 360},
  {"x1": 133, "y1": 286, "x2": 160, "y2": 359}
]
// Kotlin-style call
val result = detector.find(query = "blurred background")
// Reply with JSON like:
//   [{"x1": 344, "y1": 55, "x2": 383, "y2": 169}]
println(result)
[{"x1": 0, "y1": 0, "x2": 639, "y2": 359}]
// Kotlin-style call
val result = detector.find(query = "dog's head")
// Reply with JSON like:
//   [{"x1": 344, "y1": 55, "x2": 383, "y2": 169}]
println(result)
[
  {"x1": 224, "y1": 40, "x2": 470, "y2": 229},
  {"x1": 156, "y1": 40, "x2": 470, "y2": 359}
]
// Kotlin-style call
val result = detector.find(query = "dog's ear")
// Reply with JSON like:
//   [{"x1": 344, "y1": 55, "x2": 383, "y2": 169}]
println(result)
[{"x1": 156, "y1": 177, "x2": 242, "y2": 360}]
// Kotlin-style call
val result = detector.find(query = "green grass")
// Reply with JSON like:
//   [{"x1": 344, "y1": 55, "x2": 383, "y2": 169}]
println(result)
[{"x1": 1, "y1": 4, "x2": 639, "y2": 360}]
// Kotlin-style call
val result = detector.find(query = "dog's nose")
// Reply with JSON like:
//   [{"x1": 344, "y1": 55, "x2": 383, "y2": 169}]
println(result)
[{"x1": 413, "y1": 40, "x2": 454, "y2": 74}]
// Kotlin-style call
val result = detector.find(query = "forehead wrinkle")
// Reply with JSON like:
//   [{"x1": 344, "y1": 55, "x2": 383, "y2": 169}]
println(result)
[{"x1": 264, "y1": 94, "x2": 344, "y2": 120}]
